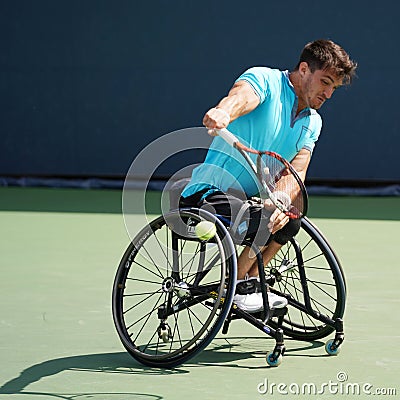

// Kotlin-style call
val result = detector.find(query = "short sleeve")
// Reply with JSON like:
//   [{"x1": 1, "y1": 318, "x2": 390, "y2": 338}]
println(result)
[
  {"x1": 235, "y1": 67, "x2": 273, "y2": 104},
  {"x1": 302, "y1": 113, "x2": 322, "y2": 153}
]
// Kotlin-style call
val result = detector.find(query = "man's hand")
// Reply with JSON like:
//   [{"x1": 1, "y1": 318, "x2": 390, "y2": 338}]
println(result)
[
  {"x1": 264, "y1": 199, "x2": 290, "y2": 234},
  {"x1": 203, "y1": 107, "x2": 230, "y2": 135}
]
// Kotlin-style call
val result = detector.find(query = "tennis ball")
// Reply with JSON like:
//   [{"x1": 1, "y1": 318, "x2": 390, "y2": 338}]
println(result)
[{"x1": 195, "y1": 220, "x2": 216, "y2": 241}]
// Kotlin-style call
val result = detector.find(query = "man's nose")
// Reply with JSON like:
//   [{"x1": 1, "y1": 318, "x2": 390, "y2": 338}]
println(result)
[{"x1": 324, "y1": 87, "x2": 334, "y2": 99}]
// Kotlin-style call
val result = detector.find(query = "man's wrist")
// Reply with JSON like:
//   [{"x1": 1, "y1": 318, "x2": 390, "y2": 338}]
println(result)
[{"x1": 216, "y1": 107, "x2": 231, "y2": 121}]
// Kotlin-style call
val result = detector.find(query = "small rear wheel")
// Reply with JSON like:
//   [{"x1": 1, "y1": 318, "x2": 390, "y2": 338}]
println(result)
[
  {"x1": 266, "y1": 351, "x2": 283, "y2": 367},
  {"x1": 325, "y1": 339, "x2": 341, "y2": 356}
]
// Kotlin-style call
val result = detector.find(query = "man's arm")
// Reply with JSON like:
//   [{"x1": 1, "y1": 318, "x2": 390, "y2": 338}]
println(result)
[
  {"x1": 290, "y1": 148, "x2": 311, "y2": 182},
  {"x1": 203, "y1": 80, "x2": 260, "y2": 129},
  {"x1": 265, "y1": 149, "x2": 311, "y2": 234}
]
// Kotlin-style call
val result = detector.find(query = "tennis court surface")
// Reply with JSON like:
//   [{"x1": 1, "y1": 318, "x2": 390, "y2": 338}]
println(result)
[{"x1": 0, "y1": 187, "x2": 399, "y2": 400}]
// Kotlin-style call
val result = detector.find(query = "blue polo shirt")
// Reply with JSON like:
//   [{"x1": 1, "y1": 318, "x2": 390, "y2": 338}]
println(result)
[{"x1": 182, "y1": 67, "x2": 322, "y2": 198}]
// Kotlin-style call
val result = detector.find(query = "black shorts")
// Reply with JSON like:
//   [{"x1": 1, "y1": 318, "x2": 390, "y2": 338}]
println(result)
[{"x1": 180, "y1": 189, "x2": 300, "y2": 246}]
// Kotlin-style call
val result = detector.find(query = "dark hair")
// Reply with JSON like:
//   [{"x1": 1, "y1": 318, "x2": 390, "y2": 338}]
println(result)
[{"x1": 295, "y1": 39, "x2": 357, "y2": 85}]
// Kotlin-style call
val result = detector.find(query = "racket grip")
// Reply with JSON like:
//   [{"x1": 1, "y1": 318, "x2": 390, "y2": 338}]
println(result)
[{"x1": 215, "y1": 128, "x2": 239, "y2": 147}]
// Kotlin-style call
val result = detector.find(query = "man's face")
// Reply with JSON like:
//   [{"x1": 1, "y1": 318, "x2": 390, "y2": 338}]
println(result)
[{"x1": 301, "y1": 65, "x2": 343, "y2": 109}]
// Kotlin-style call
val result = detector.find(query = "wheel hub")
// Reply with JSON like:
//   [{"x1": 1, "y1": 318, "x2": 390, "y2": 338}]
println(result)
[
  {"x1": 162, "y1": 277, "x2": 175, "y2": 293},
  {"x1": 161, "y1": 277, "x2": 190, "y2": 297}
]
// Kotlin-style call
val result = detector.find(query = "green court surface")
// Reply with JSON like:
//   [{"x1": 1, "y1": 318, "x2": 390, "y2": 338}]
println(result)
[{"x1": 0, "y1": 187, "x2": 399, "y2": 400}]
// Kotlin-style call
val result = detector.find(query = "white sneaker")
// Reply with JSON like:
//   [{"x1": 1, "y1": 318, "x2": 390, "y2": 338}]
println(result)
[
  {"x1": 267, "y1": 291, "x2": 288, "y2": 309},
  {"x1": 233, "y1": 277, "x2": 288, "y2": 312},
  {"x1": 234, "y1": 292, "x2": 264, "y2": 313}
]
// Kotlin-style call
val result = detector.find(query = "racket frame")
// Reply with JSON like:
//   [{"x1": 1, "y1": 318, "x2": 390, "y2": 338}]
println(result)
[{"x1": 216, "y1": 128, "x2": 308, "y2": 218}]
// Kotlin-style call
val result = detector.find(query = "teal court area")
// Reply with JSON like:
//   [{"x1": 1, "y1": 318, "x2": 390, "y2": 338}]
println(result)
[{"x1": 0, "y1": 187, "x2": 399, "y2": 400}]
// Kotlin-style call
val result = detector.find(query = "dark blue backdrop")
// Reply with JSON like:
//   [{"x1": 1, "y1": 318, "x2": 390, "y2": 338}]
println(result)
[{"x1": 0, "y1": 0, "x2": 398, "y2": 183}]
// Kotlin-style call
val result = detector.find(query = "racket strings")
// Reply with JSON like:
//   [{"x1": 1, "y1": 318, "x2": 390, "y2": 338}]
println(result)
[{"x1": 258, "y1": 153, "x2": 305, "y2": 218}]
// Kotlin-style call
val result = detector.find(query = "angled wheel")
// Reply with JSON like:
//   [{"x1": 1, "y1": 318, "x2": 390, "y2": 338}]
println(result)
[
  {"x1": 112, "y1": 208, "x2": 237, "y2": 368},
  {"x1": 267, "y1": 217, "x2": 346, "y2": 341},
  {"x1": 266, "y1": 351, "x2": 283, "y2": 367},
  {"x1": 325, "y1": 339, "x2": 341, "y2": 355}
]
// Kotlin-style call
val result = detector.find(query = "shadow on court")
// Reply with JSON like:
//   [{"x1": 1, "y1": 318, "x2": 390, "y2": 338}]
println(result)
[
  {"x1": 0, "y1": 392, "x2": 163, "y2": 400},
  {"x1": 191, "y1": 337, "x2": 326, "y2": 368},
  {"x1": 0, "y1": 338, "x2": 326, "y2": 396},
  {"x1": 0, "y1": 352, "x2": 182, "y2": 398}
]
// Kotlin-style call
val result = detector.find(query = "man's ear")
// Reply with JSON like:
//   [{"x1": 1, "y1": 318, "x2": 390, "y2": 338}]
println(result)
[{"x1": 298, "y1": 61, "x2": 310, "y2": 77}]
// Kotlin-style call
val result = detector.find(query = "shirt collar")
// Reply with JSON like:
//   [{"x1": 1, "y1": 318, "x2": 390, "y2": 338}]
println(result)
[{"x1": 283, "y1": 69, "x2": 317, "y2": 116}]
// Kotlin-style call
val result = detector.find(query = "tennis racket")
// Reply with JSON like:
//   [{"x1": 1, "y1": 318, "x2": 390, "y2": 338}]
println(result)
[{"x1": 215, "y1": 128, "x2": 308, "y2": 219}]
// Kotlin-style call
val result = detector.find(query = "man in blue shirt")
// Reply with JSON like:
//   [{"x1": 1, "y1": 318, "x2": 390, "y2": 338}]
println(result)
[{"x1": 181, "y1": 39, "x2": 357, "y2": 312}]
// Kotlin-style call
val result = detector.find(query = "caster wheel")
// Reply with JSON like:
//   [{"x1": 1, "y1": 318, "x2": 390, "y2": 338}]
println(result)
[
  {"x1": 160, "y1": 329, "x2": 170, "y2": 343},
  {"x1": 158, "y1": 324, "x2": 172, "y2": 343},
  {"x1": 266, "y1": 351, "x2": 283, "y2": 367},
  {"x1": 325, "y1": 339, "x2": 341, "y2": 355}
]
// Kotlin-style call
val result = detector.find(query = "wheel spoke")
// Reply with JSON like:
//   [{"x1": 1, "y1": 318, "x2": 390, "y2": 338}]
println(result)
[
  {"x1": 112, "y1": 210, "x2": 235, "y2": 367},
  {"x1": 131, "y1": 258, "x2": 165, "y2": 280},
  {"x1": 266, "y1": 218, "x2": 345, "y2": 340},
  {"x1": 123, "y1": 289, "x2": 163, "y2": 314}
]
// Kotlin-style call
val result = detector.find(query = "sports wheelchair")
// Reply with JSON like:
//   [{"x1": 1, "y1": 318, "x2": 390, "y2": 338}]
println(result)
[{"x1": 112, "y1": 181, "x2": 346, "y2": 368}]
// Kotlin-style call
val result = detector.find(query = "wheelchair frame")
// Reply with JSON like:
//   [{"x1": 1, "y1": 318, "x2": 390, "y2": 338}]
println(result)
[{"x1": 112, "y1": 207, "x2": 346, "y2": 368}]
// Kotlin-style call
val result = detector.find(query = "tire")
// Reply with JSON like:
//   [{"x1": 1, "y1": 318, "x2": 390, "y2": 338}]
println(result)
[
  {"x1": 267, "y1": 217, "x2": 346, "y2": 341},
  {"x1": 112, "y1": 208, "x2": 237, "y2": 368}
]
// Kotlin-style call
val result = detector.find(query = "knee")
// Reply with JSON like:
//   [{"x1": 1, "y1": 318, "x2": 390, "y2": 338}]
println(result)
[{"x1": 272, "y1": 218, "x2": 301, "y2": 245}]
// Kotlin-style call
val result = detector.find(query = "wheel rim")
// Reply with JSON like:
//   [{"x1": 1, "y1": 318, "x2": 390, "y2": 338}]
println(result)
[
  {"x1": 113, "y1": 210, "x2": 236, "y2": 365},
  {"x1": 267, "y1": 218, "x2": 346, "y2": 340}
]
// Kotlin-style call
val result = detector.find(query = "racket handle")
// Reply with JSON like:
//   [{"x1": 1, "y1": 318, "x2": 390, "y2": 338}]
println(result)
[{"x1": 215, "y1": 128, "x2": 239, "y2": 147}]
